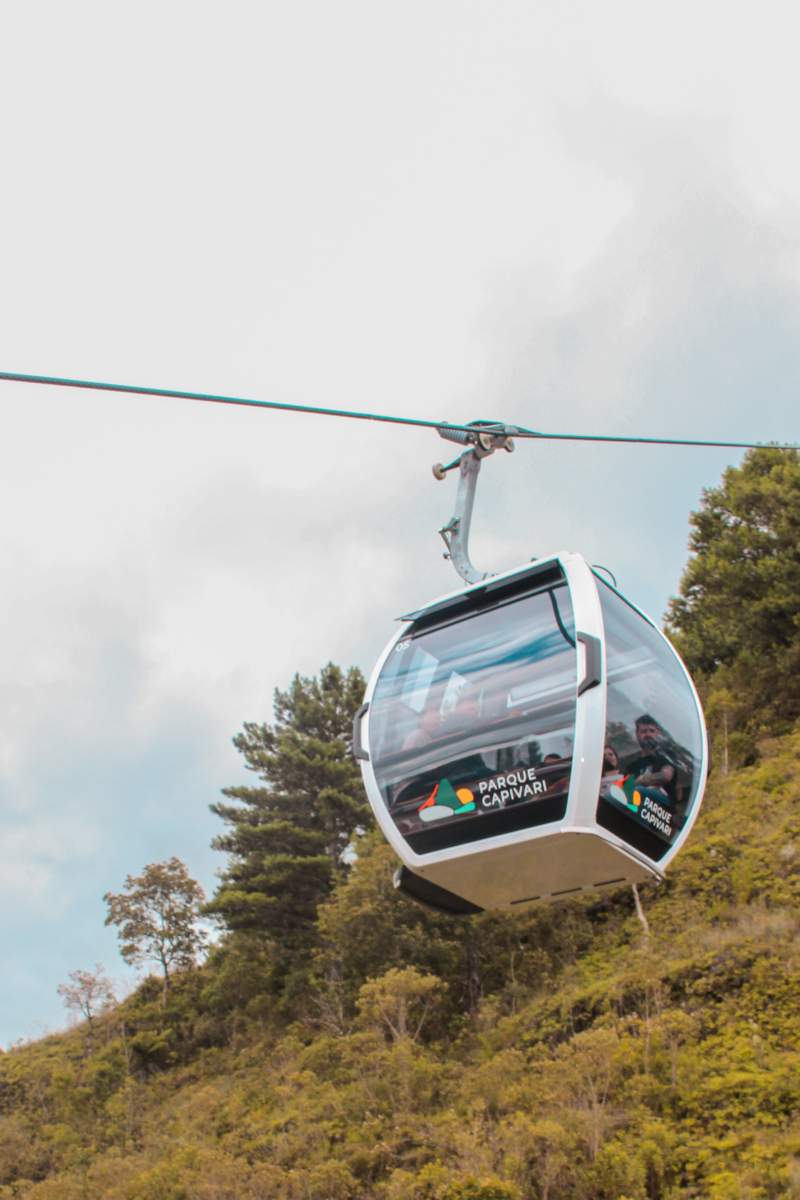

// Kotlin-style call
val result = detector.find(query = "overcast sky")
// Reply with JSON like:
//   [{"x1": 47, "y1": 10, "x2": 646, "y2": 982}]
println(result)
[{"x1": 0, "y1": 0, "x2": 798, "y2": 1042}]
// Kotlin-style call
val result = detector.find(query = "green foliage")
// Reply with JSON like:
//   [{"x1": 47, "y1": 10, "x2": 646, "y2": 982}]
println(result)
[
  {"x1": 313, "y1": 830, "x2": 606, "y2": 1036},
  {"x1": 314, "y1": 832, "x2": 466, "y2": 1020},
  {"x1": 357, "y1": 967, "x2": 446, "y2": 1044},
  {"x1": 205, "y1": 663, "x2": 369, "y2": 976},
  {"x1": 667, "y1": 445, "x2": 800, "y2": 759},
  {"x1": 104, "y1": 859, "x2": 206, "y2": 1006},
  {"x1": 11, "y1": 734, "x2": 800, "y2": 1197}
]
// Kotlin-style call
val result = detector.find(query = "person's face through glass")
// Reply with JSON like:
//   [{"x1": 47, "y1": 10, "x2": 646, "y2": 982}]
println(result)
[
  {"x1": 454, "y1": 697, "x2": 480, "y2": 725},
  {"x1": 636, "y1": 722, "x2": 660, "y2": 753},
  {"x1": 603, "y1": 745, "x2": 619, "y2": 774},
  {"x1": 419, "y1": 708, "x2": 441, "y2": 739}
]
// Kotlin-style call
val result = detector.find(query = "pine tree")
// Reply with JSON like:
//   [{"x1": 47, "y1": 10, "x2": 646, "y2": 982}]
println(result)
[{"x1": 205, "y1": 663, "x2": 370, "y2": 964}]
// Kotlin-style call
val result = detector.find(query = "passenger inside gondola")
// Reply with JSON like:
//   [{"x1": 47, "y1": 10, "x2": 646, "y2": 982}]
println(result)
[
  {"x1": 537, "y1": 751, "x2": 570, "y2": 795},
  {"x1": 402, "y1": 707, "x2": 442, "y2": 750},
  {"x1": 624, "y1": 714, "x2": 677, "y2": 807},
  {"x1": 601, "y1": 714, "x2": 687, "y2": 839},
  {"x1": 441, "y1": 692, "x2": 481, "y2": 738},
  {"x1": 602, "y1": 744, "x2": 621, "y2": 776}
]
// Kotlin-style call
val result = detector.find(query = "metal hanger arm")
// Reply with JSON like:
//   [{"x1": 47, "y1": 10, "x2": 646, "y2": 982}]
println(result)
[{"x1": 433, "y1": 424, "x2": 515, "y2": 585}]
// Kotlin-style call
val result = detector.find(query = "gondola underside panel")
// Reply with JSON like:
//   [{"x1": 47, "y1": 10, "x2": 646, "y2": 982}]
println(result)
[{"x1": 412, "y1": 831, "x2": 659, "y2": 911}]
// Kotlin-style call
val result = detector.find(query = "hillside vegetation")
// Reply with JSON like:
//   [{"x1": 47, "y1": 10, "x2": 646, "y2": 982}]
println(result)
[
  {"x1": 3, "y1": 445, "x2": 800, "y2": 1200},
  {"x1": 4, "y1": 737, "x2": 800, "y2": 1199}
]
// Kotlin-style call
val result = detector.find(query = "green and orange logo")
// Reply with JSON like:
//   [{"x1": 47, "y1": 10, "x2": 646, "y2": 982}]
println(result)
[
  {"x1": 418, "y1": 778, "x2": 475, "y2": 823},
  {"x1": 609, "y1": 774, "x2": 642, "y2": 814}
]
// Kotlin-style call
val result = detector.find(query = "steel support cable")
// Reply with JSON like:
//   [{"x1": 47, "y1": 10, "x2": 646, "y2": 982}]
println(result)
[{"x1": 0, "y1": 370, "x2": 794, "y2": 450}]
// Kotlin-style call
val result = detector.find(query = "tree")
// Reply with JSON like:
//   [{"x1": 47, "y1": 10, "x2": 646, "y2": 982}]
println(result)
[
  {"x1": 205, "y1": 663, "x2": 370, "y2": 976},
  {"x1": 104, "y1": 858, "x2": 206, "y2": 1005},
  {"x1": 667, "y1": 445, "x2": 800, "y2": 754},
  {"x1": 57, "y1": 963, "x2": 116, "y2": 1055},
  {"x1": 357, "y1": 966, "x2": 446, "y2": 1111},
  {"x1": 314, "y1": 831, "x2": 465, "y2": 1017},
  {"x1": 356, "y1": 966, "x2": 445, "y2": 1044}
]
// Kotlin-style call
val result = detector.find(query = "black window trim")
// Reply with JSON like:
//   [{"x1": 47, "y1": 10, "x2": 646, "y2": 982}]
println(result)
[
  {"x1": 549, "y1": 588, "x2": 576, "y2": 649},
  {"x1": 400, "y1": 561, "x2": 567, "y2": 638}
]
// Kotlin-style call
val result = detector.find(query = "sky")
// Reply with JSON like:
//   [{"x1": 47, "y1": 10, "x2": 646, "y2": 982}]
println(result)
[{"x1": 0, "y1": 0, "x2": 798, "y2": 1042}]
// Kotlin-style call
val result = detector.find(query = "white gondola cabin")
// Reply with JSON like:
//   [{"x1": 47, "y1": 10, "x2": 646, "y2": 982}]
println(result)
[{"x1": 354, "y1": 552, "x2": 708, "y2": 914}]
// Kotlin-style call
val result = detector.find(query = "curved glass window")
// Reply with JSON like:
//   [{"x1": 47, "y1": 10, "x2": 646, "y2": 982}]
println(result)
[
  {"x1": 595, "y1": 580, "x2": 704, "y2": 862},
  {"x1": 369, "y1": 584, "x2": 577, "y2": 854}
]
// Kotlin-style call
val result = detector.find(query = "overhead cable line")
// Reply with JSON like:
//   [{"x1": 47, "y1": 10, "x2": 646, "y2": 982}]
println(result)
[{"x1": 0, "y1": 370, "x2": 792, "y2": 450}]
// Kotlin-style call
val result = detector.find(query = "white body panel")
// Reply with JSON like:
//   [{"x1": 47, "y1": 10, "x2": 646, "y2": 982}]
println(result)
[{"x1": 358, "y1": 553, "x2": 707, "y2": 911}]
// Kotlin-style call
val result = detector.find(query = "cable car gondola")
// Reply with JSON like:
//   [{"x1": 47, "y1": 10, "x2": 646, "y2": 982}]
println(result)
[{"x1": 354, "y1": 424, "x2": 708, "y2": 914}]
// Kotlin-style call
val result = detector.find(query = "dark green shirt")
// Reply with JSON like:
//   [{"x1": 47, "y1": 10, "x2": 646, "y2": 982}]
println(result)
[{"x1": 623, "y1": 750, "x2": 678, "y2": 807}]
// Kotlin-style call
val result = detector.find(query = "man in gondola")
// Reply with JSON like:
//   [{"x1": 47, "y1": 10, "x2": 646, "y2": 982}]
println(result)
[
  {"x1": 624, "y1": 714, "x2": 677, "y2": 807},
  {"x1": 402, "y1": 706, "x2": 442, "y2": 750}
]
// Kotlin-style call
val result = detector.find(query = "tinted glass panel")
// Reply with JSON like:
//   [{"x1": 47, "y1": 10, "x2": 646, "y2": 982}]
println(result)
[
  {"x1": 596, "y1": 581, "x2": 703, "y2": 861},
  {"x1": 370, "y1": 585, "x2": 577, "y2": 853}
]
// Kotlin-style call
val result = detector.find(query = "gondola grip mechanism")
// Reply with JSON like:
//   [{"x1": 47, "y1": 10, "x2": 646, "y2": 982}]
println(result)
[{"x1": 576, "y1": 632, "x2": 601, "y2": 695}]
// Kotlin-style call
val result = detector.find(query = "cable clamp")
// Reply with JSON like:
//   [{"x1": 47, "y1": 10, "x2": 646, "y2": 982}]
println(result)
[{"x1": 436, "y1": 420, "x2": 516, "y2": 456}]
